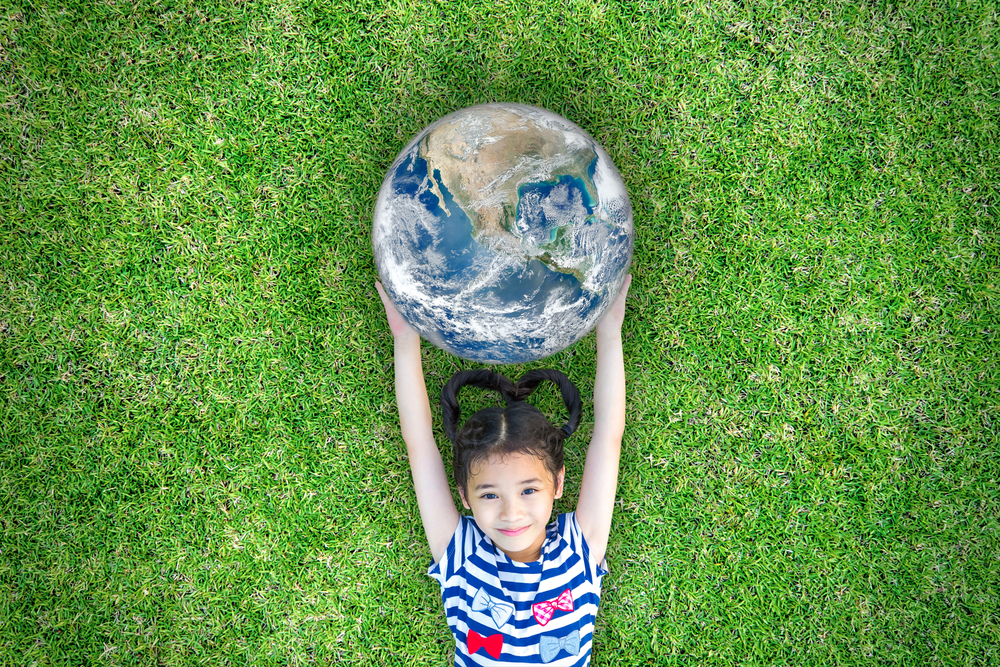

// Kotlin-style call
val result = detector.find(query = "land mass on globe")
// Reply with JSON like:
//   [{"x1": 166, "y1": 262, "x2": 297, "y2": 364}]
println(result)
[{"x1": 419, "y1": 107, "x2": 601, "y2": 281}]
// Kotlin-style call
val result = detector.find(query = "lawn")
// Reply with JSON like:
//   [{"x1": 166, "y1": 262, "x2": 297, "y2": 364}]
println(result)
[{"x1": 2, "y1": 0, "x2": 998, "y2": 665}]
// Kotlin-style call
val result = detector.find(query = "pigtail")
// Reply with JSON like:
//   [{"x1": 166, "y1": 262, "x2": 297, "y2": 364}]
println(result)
[
  {"x1": 440, "y1": 370, "x2": 517, "y2": 443},
  {"x1": 513, "y1": 369, "x2": 582, "y2": 439}
]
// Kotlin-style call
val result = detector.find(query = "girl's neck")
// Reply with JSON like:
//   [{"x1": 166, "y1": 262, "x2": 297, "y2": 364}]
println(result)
[{"x1": 498, "y1": 533, "x2": 545, "y2": 563}]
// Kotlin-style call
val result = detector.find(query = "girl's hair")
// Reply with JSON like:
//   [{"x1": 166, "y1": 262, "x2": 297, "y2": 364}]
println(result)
[{"x1": 441, "y1": 369, "x2": 582, "y2": 496}]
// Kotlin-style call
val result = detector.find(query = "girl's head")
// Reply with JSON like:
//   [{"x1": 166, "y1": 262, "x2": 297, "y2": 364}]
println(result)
[{"x1": 441, "y1": 369, "x2": 581, "y2": 561}]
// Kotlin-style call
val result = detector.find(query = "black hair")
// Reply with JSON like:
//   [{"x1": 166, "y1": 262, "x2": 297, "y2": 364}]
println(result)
[{"x1": 441, "y1": 369, "x2": 582, "y2": 497}]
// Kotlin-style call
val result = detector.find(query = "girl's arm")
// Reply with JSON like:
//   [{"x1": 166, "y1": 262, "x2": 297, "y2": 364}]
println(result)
[
  {"x1": 376, "y1": 282, "x2": 460, "y2": 563},
  {"x1": 575, "y1": 274, "x2": 631, "y2": 565}
]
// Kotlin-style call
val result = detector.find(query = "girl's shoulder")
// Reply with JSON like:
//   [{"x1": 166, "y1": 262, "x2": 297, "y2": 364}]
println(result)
[
  {"x1": 428, "y1": 514, "x2": 486, "y2": 582},
  {"x1": 550, "y1": 511, "x2": 608, "y2": 576}
]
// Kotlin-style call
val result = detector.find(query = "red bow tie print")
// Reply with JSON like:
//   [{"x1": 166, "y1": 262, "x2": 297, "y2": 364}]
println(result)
[
  {"x1": 532, "y1": 588, "x2": 574, "y2": 626},
  {"x1": 467, "y1": 630, "x2": 503, "y2": 659}
]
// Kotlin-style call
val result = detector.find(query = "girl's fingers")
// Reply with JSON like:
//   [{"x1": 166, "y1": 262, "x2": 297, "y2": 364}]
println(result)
[
  {"x1": 618, "y1": 274, "x2": 632, "y2": 301},
  {"x1": 611, "y1": 274, "x2": 631, "y2": 311},
  {"x1": 376, "y1": 281, "x2": 418, "y2": 339},
  {"x1": 376, "y1": 281, "x2": 398, "y2": 314},
  {"x1": 596, "y1": 274, "x2": 631, "y2": 332}
]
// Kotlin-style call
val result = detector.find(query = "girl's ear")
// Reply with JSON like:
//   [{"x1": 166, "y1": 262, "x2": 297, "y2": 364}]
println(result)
[
  {"x1": 554, "y1": 467, "x2": 566, "y2": 499},
  {"x1": 458, "y1": 486, "x2": 471, "y2": 510}
]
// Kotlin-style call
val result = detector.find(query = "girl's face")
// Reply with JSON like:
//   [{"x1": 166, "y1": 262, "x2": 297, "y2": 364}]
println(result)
[{"x1": 459, "y1": 452, "x2": 564, "y2": 563}]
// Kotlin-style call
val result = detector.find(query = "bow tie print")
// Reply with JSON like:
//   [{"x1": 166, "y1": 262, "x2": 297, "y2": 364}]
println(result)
[
  {"x1": 540, "y1": 630, "x2": 581, "y2": 663},
  {"x1": 472, "y1": 587, "x2": 514, "y2": 629},
  {"x1": 467, "y1": 630, "x2": 503, "y2": 659},
  {"x1": 532, "y1": 589, "x2": 573, "y2": 626}
]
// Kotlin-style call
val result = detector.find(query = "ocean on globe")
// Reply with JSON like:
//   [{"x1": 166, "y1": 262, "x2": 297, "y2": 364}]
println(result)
[{"x1": 372, "y1": 103, "x2": 633, "y2": 364}]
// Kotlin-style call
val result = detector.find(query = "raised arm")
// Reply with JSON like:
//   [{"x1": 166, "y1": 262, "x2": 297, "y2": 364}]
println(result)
[
  {"x1": 376, "y1": 282, "x2": 460, "y2": 563},
  {"x1": 575, "y1": 274, "x2": 631, "y2": 565}
]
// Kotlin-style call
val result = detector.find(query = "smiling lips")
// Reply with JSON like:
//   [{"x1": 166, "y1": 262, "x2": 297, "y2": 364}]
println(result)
[{"x1": 497, "y1": 526, "x2": 529, "y2": 537}]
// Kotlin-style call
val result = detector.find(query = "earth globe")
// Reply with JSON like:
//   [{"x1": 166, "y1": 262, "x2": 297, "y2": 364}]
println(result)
[{"x1": 373, "y1": 102, "x2": 633, "y2": 364}]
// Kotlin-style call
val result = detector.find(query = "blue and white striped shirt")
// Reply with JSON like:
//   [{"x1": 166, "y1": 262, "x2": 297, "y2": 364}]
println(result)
[{"x1": 428, "y1": 512, "x2": 607, "y2": 666}]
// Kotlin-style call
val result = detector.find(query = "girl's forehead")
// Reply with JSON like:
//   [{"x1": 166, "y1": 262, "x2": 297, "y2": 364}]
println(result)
[{"x1": 469, "y1": 452, "x2": 550, "y2": 482}]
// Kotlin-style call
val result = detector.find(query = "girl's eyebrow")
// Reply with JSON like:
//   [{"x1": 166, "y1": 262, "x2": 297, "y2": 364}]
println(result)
[{"x1": 475, "y1": 478, "x2": 541, "y2": 491}]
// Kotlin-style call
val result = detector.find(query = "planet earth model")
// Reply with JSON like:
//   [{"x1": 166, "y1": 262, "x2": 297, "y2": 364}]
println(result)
[{"x1": 372, "y1": 103, "x2": 633, "y2": 364}]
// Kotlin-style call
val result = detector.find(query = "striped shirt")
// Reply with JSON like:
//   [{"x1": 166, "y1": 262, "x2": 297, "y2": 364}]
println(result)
[{"x1": 428, "y1": 512, "x2": 607, "y2": 666}]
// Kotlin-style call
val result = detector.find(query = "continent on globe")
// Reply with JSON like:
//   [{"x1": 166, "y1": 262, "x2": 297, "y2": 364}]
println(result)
[{"x1": 373, "y1": 103, "x2": 633, "y2": 364}]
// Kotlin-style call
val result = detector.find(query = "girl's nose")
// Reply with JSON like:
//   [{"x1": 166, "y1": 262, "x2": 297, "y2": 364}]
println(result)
[{"x1": 500, "y1": 498, "x2": 523, "y2": 521}]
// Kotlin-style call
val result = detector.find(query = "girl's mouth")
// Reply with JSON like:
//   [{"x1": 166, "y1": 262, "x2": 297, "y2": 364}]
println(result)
[{"x1": 497, "y1": 526, "x2": 529, "y2": 537}]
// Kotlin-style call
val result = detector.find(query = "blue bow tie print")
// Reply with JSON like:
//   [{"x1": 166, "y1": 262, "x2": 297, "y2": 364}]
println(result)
[
  {"x1": 472, "y1": 587, "x2": 514, "y2": 629},
  {"x1": 540, "y1": 630, "x2": 581, "y2": 662}
]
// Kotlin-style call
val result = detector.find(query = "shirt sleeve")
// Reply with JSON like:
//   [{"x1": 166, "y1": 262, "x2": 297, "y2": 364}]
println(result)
[
  {"x1": 427, "y1": 514, "x2": 480, "y2": 586},
  {"x1": 566, "y1": 512, "x2": 609, "y2": 579}
]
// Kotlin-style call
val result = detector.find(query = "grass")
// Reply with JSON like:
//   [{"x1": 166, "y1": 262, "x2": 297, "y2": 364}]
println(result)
[{"x1": 1, "y1": 0, "x2": 998, "y2": 664}]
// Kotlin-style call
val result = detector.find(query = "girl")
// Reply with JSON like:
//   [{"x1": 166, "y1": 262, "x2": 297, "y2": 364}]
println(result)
[{"x1": 376, "y1": 275, "x2": 631, "y2": 666}]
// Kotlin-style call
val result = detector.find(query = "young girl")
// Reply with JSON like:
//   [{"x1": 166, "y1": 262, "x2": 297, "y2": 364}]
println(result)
[{"x1": 376, "y1": 275, "x2": 631, "y2": 666}]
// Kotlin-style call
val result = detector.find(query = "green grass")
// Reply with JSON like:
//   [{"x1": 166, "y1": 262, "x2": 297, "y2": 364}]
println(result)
[{"x1": 2, "y1": 0, "x2": 998, "y2": 664}]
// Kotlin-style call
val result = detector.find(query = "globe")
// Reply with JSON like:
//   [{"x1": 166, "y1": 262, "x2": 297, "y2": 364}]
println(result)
[{"x1": 373, "y1": 103, "x2": 633, "y2": 364}]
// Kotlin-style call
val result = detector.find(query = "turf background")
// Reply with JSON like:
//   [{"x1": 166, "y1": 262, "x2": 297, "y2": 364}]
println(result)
[{"x1": 1, "y1": 1, "x2": 998, "y2": 665}]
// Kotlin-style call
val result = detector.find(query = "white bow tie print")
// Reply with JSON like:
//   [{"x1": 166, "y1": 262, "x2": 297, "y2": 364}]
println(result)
[{"x1": 472, "y1": 587, "x2": 515, "y2": 629}]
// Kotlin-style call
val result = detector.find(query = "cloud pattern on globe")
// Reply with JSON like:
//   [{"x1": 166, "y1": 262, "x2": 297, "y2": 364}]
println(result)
[{"x1": 373, "y1": 103, "x2": 634, "y2": 364}]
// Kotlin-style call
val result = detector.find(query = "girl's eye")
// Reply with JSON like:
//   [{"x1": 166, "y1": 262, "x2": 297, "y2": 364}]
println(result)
[
  {"x1": 482, "y1": 493, "x2": 498, "y2": 500},
  {"x1": 522, "y1": 488, "x2": 536, "y2": 495}
]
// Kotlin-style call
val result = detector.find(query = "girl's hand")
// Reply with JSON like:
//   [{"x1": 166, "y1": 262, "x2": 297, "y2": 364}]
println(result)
[
  {"x1": 596, "y1": 274, "x2": 632, "y2": 334},
  {"x1": 376, "y1": 281, "x2": 419, "y2": 341}
]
